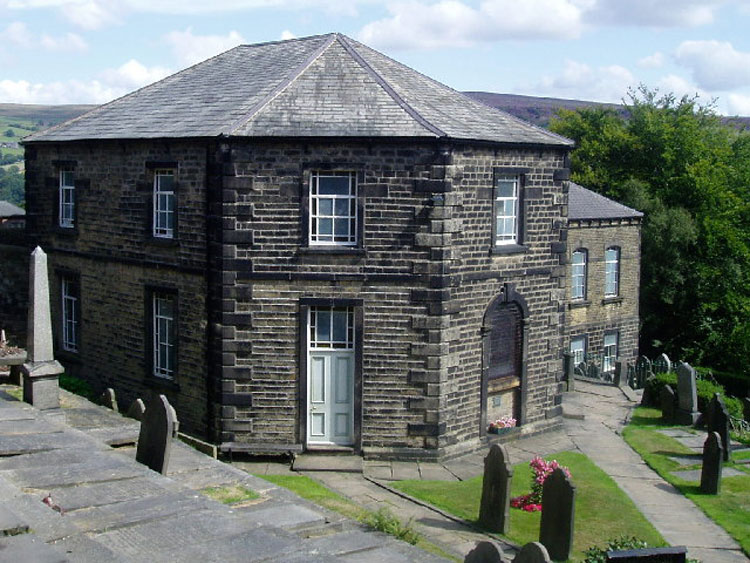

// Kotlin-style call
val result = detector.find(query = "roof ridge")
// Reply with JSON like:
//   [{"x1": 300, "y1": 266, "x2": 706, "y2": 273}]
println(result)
[
  {"x1": 23, "y1": 44, "x2": 251, "y2": 144},
  {"x1": 225, "y1": 34, "x2": 337, "y2": 135},
  {"x1": 336, "y1": 34, "x2": 445, "y2": 138}
]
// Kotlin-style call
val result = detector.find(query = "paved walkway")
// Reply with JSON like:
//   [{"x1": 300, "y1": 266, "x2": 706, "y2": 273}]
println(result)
[{"x1": 0, "y1": 386, "x2": 448, "y2": 562}]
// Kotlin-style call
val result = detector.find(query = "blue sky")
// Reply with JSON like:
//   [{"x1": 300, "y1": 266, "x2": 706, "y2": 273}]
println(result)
[{"x1": 2, "y1": 0, "x2": 750, "y2": 115}]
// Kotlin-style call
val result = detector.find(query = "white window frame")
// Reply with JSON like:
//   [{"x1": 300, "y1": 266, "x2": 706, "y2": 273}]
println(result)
[
  {"x1": 494, "y1": 175, "x2": 520, "y2": 246},
  {"x1": 61, "y1": 277, "x2": 79, "y2": 352},
  {"x1": 570, "y1": 336, "x2": 586, "y2": 366},
  {"x1": 309, "y1": 171, "x2": 357, "y2": 246},
  {"x1": 153, "y1": 169, "x2": 175, "y2": 239},
  {"x1": 309, "y1": 306, "x2": 355, "y2": 350},
  {"x1": 605, "y1": 247, "x2": 620, "y2": 297},
  {"x1": 603, "y1": 332, "x2": 618, "y2": 373},
  {"x1": 59, "y1": 169, "x2": 75, "y2": 228},
  {"x1": 152, "y1": 293, "x2": 175, "y2": 379},
  {"x1": 571, "y1": 249, "x2": 587, "y2": 300}
]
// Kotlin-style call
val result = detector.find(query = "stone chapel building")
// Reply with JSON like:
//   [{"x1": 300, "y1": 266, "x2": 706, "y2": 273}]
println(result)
[{"x1": 22, "y1": 33, "x2": 637, "y2": 460}]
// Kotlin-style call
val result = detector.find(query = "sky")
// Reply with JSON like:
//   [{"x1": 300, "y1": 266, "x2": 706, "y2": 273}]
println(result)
[{"x1": 2, "y1": 0, "x2": 750, "y2": 115}]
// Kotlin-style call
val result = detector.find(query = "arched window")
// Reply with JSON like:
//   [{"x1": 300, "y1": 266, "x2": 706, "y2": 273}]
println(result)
[
  {"x1": 605, "y1": 247, "x2": 620, "y2": 297},
  {"x1": 571, "y1": 249, "x2": 587, "y2": 300}
]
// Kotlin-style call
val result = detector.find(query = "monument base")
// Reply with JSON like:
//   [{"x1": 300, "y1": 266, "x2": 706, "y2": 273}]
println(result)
[
  {"x1": 676, "y1": 409, "x2": 700, "y2": 426},
  {"x1": 22, "y1": 360, "x2": 63, "y2": 410}
]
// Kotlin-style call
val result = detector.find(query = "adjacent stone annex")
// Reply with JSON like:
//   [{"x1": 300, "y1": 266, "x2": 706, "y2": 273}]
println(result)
[{"x1": 22, "y1": 33, "x2": 637, "y2": 460}]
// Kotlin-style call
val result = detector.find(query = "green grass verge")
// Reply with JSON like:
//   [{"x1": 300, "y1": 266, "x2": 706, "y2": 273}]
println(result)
[
  {"x1": 255, "y1": 474, "x2": 459, "y2": 561},
  {"x1": 393, "y1": 451, "x2": 664, "y2": 561},
  {"x1": 201, "y1": 484, "x2": 259, "y2": 504},
  {"x1": 623, "y1": 407, "x2": 750, "y2": 557}
]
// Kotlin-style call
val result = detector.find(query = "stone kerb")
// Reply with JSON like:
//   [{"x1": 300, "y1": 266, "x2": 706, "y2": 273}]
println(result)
[
  {"x1": 700, "y1": 431, "x2": 723, "y2": 495},
  {"x1": 478, "y1": 444, "x2": 513, "y2": 534},
  {"x1": 20, "y1": 246, "x2": 63, "y2": 410},
  {"x1": 708, "y1": 393, "x2": 731, "y2": 461},
  {"x1": 539, "y1": 467, "x2": 575, "y2": 562},
  {"x1": 136, "y1": 394, "x2": 177, "y2": 475}
]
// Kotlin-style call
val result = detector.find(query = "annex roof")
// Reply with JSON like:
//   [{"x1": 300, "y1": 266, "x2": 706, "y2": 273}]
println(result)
[
  {"x1": 0, "y1": 201, "x2": 25, "y2": 217},
  {"x1": 26, "y1": 33, "x2": 572, "y2": 147},
  {"x1": 568, "y1": 182, "x2": 643, "y2": 221}
]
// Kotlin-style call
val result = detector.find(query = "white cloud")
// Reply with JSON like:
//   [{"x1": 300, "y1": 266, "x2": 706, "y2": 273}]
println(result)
[
  {"x1": 638, "y1": 51, "x2": 664, "y2": 69},
  {"x1": 525, "y1": 59, "x2": 636, "y2": 103},
  {"x1": 584, "y1": 0, "x2": 721, "y2": 27},
  {"x1": 726, "y1": 93, "x2": 750, "y2": 116},
  {"x1": 2, "y1": 20, "x2": 87, "y2": 51},
  {"x1": 358, "y1": 0, "x2": 585, "y2": 50},
  {"x1": 675, "y1": 40, "x2": 750, "y2": 90},
  {"x1": 5, "y1": 21, "x2": 33, "y2": 46},
  {"x1": 64, "y1": 0, "x2": 121, "y2": 29},
  {"x1": 654, "y1": 73, "x2": 707, "y2": 100},
  {"x1": 163, "y1": 27, "x2": 245, "y2": 66},
  {"x1": 40, "y1": 31, "x2": 87, "y2": 51},
  {"x1": 280, "y1": 29, "x2": 296, "y2": 40},
  {"x1": 0, "y1": 58, "x2": 170, "y2": 104}
]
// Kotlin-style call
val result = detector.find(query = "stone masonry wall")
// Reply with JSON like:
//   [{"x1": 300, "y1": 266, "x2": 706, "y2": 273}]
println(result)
[
  {"x1": 565, "y1": 220, "x2": 641, "y2": 364},
  {"x1": 25, "y1": 141, "x2": 210, "y2": 435}
]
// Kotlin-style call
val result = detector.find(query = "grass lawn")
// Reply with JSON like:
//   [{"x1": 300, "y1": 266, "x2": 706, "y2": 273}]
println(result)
[
  {"x1": 393, "y1": 451, "x2": 665, "y2": 562},
  {"x1": 255, "y1": 474, "x2": 459, "y2": 561},
  {"x1": 623, "y1": 407, "x2": 750, "y2": 557}
]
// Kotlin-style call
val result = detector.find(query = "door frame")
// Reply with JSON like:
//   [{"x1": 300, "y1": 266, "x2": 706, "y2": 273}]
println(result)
[{"x1": 299, "y1": 298, "x2": 363, "y2": 452}]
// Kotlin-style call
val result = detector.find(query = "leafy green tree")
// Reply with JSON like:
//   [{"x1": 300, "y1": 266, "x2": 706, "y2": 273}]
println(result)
[
  {"x1": 551, "y1": 86, "x2": 750, "y2": 373},
  {"x1": 0, "y1": 166, "x2": 24, "y2": 208}
]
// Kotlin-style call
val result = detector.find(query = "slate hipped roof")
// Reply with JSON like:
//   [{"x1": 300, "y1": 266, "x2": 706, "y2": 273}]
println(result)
[
  {"x1": 568, "y1": 182, "x2": 643, "y2": 221},
  {"x1": 0, "y1": 201, "x2": 25, "y2": 217},
  {"x1": 27, "y1": 33, "x2": 572, "y2": 147}
]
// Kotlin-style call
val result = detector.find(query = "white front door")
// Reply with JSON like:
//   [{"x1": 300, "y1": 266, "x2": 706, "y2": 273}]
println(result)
[{"x1": 308, "y1": 350, "x2": 354, "y2": 445}]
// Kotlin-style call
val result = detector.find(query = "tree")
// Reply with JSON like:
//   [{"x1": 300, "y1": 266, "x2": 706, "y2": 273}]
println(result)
[
  {"x1": 4, "y1": 129, "x2": 15, "y2": 138},
  {"x1": 551, "y1": 86, "x2": 750, "y2": 373}
]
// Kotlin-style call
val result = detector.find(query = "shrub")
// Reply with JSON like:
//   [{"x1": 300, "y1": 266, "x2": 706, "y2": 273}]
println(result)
[
  {"x1": 59, "y1": 374, "x2": 95, "y2": 401},
  {"x1": 648, "y1": 372, "x2": 743, "y2": 420},
  {"x1": 584, "y1": 536, "x2": 648, "y2": 563}
]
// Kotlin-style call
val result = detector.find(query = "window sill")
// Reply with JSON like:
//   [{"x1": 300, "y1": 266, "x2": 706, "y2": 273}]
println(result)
[
  {"x1": 145, "y1": 376, "x2": 180, "y2": 392},
  {"x1": 490, "y1": 244, "x2": 528, "y2": 256},
  {"x1": 145, "y1": 237, "x2": 179, "y2": 248},
  {"x1": 568, "y1": 300, "x2": 591, "y2": 309},
  {"x1": 602, "y1": 296, "x2": 623, "y2": 305},
  {"x1": 487, "y1": 376, "x2": 521, "y2": 393},
  {"x1": 299, "y1": 246, "x2": 365, "y2": 256}
]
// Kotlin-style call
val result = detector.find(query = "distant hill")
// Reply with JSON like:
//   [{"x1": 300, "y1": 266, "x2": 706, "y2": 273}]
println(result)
[
  {"x1": 0, "y1": 103, "x2": 97, "y2": 128},
  {"x1": 465, "y1": 91, "x2": 750, "y2": 130}
]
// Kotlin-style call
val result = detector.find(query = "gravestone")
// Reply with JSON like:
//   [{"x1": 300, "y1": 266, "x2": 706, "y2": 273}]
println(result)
[
  {"x1": 513, "y1": 542, "x2": 551, "y2": 563},
  {"x1": 614, "y1": 361, "x2": 627, "y2": 388},
  {"x1": 562, "y1": 352, "x2": 575, "y2": 392},
  {"x1": 126, "y1": 398, "x2": 146, "y2": 421},
  {"x1": 606, "y1": 546, "x2": 687, "y2": 562},
  {"x1": 100, "y1": 388, "x2": 118, "y2": 412},
  {"x1": 660, "y1": 384, "x2": 676, "y2": 422},
  {"x1": 641, "y1": 375, "x2": 656, "y2": 407},
  {"x1": 675, "y1": 363, "x2": 699, "y2": 425},
  {"x1": 135, "y1": 394, "x2": 176, "y2": 475},
  {"x1": 464, "y1": 540, "x2": 505, "y2": 563},
  {"x1": 478, "y1": 444, "x2": 513, "y2": 534},
  {"x1": 20, "y1": 247, "x2": 63, "y2": 410},
  {"x1": 636, "y1": 355, "x2": 652, "y2": 375},
  {"x1": 700, "y1": 431, "x2": 723, "y2": 494},
  {"x1": 653, "y1": 353, "x2": 671, "y2": 374},
  {"x1": 744, "y1": 397, "x2": 750, "y2": 422},
  {"x1": 539, "y1": 468, "x2": 575, "y2": 561},
  {"x1": 708, "y1": 393, "x2": 731, "y2": 461}
]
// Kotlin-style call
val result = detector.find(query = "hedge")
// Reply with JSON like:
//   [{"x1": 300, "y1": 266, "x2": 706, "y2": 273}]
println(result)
[{"x1": 647, "y1": 372, "x2": 744, "y2": 420}]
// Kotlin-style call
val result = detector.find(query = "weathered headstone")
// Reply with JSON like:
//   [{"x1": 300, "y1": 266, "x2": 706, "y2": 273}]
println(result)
[
  {"x1": 660, "y1": 384, "x2": 676, "y2": 422},
  {"x1": 636, "y1": 355, "x2": 652, "y2": 375},
  {"x1": 700, "y1": 431, "x2": 723, "y2": 494},
  {"x1": 464, "y1": 540, "x2": 505, "y2": 563},
  {"x1": 478, "y1": 444, "x2": 513, "y2": 534},
  {"x1": 539, "y1": 468, "x2": 575, "y2": 562},
  {"x1": 614, "y1": 361, "x2": 627, "y2": 388},
  {"x1": 126, "y1": 398, "x2": 146, "y2": 421},
  {"x1": 675, "y1": 363, "x2": 699, "y2": 425},
  {"x1": 513, "y1": 542, "x2": 551, "y2": 563},
  {"x1": 653, "y1": 353, "x2": 671, "y2": 374},
  {"x1": 20, "y1": 247, "x2": 63, "y2": 410},
  {"x1": 100, "y1": 388, "x2": 118, "y2": 412},
  {"x1": 135, "y1": 394, "x2": 176, "y2": 475},
  {"x1": 605, "y1": 546, "x2": 687, "y2": 562},
  {"x1": 641, "y1": 375, "x2": 656, "y2": 407},
  {"x1": 744, "y1": 397, "x2": 750, "y2": 423},
  {"x1": 708, "y1": 393, "x2": 731, "y2": 461}
]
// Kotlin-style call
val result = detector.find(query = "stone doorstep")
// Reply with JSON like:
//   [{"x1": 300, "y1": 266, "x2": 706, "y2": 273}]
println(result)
[{"x1": 292, "y1": 454, "x2": 363, "y2": 473}]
